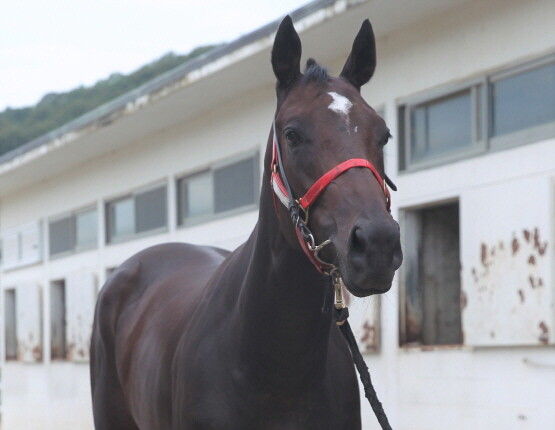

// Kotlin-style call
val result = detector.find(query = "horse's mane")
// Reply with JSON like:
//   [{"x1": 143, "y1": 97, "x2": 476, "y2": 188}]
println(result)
[{"x1": 303, "y1": 58, "x2": 329, "y2": 83}]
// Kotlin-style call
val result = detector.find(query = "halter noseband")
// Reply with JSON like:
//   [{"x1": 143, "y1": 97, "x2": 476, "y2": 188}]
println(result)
[{"x1": 270, "y1": 122, "x2": 392, "y2": 274}]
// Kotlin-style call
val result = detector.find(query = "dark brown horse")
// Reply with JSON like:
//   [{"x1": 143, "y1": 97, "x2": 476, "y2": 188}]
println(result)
[{"x1": 91, "y1": 16, "x2": 402, "y2": 430}]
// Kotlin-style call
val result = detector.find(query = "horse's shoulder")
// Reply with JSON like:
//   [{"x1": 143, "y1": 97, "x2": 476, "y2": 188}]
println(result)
[{"x1": 95, "y1": 242, "x2": 229, "y2": 327}]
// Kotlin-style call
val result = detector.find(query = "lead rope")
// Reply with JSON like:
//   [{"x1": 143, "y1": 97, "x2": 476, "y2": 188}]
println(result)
[{"x1": 331, "y1": 274, "x2": 392, "y2": 430}]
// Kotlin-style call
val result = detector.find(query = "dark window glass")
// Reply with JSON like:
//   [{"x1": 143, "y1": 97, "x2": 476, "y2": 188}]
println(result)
[
  {"x1": 214, "y1": 158, "x2": 256, "y2": 213},
  {"x1": 492, "y1": 62, "x2": 555, "y2": 137},
  {"x1": 50, "y1": 280, "x2": 67, "y2": 360},
  {"x1": 411, "y1": 91, "x2": 472, "y2": 162},
  {"x1": 397, "y1": 105, "x2": 407, "y2": 171},
  {"x1": 135, "y1": 186, "x2": 167, "y2": 233},
  {"x1": 49, "y1": 217, "x2": 74, "y2": 255},
  {"x1": 5, "y1": 289, "x2": 17, "y2": 360}
]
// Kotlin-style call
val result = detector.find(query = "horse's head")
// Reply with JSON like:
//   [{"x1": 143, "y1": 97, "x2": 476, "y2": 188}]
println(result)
[{"x1": 269, "y1": 16, "x2": 402, "y2": 297}]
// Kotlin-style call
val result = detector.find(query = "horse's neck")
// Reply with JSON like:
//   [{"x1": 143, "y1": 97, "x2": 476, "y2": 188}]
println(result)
[{"x1": 236, "y1": 176, "x2": 334, "y2": 394}]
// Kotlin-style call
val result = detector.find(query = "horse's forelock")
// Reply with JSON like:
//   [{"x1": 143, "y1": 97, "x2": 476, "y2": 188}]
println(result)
[{"x1": 303, "y1": 58, "x2": 329, "y2": 83}]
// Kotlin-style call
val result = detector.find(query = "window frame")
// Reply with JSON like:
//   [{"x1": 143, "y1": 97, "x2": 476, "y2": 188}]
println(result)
[
  {"x1": 48, "y1": 205, "x2": 98, "y2": 259},
  {"x1": 177, "y1": 152, "x2": 260, "y2": 227},
  {"x1": 105, "y1": 181, "x2": 168, "y2": 244},
  {"x1": 398, "y1": 53, "x2": 555, "y2": 172},
  {"x1": 399, "y1": 78, "x2": 487, "y2": 172}
]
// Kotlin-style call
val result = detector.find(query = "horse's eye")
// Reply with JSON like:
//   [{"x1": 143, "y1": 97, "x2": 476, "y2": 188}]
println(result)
[
  {"x1": 285, "y1": 130, "x2": 302, "y2": 146},
  {"x1": 380, "y1": 132, "x2": 392, "y2": 147}
]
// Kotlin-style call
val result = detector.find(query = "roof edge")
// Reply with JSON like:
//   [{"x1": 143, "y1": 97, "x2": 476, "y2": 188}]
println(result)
[{"x1": 0, "y1": 0, "x2": 344, "y2": 167}]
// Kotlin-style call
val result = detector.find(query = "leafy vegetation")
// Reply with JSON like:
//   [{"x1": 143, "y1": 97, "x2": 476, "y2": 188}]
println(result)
[{"x1": 0, "y1": 45, "x2": 216, "y2": 157}]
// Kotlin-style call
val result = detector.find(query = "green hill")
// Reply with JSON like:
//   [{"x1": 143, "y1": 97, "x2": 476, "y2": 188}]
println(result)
[{"x1": 0, "y1": 45, "x2": 216, "y2": 157}]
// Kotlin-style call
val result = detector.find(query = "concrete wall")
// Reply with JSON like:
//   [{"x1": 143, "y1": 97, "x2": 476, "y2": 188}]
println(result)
[{"x1": 1, "y1": 0, "x2": 554, "y2": 429}]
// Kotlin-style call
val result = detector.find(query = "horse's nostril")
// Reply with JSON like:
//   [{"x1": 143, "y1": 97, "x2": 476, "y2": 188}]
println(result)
[
  {"x1": 349, "y1": 220, "x2": 401, "y2": 262},
  {"x1": 351, "y1": 226, "x2": 367, "y2": 254}
]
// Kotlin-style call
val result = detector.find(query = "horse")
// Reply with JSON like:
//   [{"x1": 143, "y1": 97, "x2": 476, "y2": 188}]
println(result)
[{"x1": 90, "y1": 16, "x2": 402, "y2": 430}]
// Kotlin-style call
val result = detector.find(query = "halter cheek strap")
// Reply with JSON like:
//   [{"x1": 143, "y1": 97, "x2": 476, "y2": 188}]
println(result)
[{"x1": 270, "y1": 122, "x2": 392, "y2": 274}]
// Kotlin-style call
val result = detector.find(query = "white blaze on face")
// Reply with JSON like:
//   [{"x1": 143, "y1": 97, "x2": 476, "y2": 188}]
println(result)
[
  {"x1": 328, "y1": 91, "x2": 353, "y2": 132},
  {"x1": 327, "y1": 91, "x2": 352, "y2": 117}
]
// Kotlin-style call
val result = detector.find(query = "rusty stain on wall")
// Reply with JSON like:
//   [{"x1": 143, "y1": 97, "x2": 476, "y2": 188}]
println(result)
[
  {"x1": 65, "y1": 271, "x2": 98, "y2": 363},
  {"x1": 15, "y1": 283, "x2": 43, "y2": 363},
  {"x1": 481, "y1": 243, "x2": 489, "y2": 266},
  {"x1": 17, "y1": 330, "x2": 42, "y2": 362},
  {"x1": 32, "y1": 345, "x2": 42, "y2": 361},
  {"x1": 467, "y1": 227, "x2": 551, "y2": 346},
  {"x1": 511, "y1": 236, "x2": 520, "y2": 255},
  {"x1": 539, "y1": 322, "x2": 549, "y2": 344},
  {"x1": 532, "y1": 228, "x2": 548, "y2": 255},
  {"x1": 460, "y1": 290, "x2": 468, "y2": 310},
  {"x1": 360, "y1": 320, "x2": 377, "y2": 350}
]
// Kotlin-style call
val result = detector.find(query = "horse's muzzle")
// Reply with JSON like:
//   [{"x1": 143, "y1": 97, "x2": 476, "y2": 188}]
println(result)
[{"x1": 343, "y1": 217, "x2": 403, "y2": 297}]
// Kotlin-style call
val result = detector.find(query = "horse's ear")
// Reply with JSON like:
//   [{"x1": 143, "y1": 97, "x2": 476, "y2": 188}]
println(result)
[
  {"x1": 340, "y1": 19, "x2": 376, "y2": 90},
  {"x1": 272, "y1": 16, "x2": 302, "y2": 90}
]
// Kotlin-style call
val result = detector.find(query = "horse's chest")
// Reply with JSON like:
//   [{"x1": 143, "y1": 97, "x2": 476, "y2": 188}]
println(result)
[
  {"x1": 192, "y1": 406, "x2": 346, "y2": 430},
  {"x1": 188, "y1": 382, "x2": 357, "y2": 430}
]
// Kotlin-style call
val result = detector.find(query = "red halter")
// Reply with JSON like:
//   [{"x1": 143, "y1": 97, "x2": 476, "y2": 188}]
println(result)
[{"x1": 270, "y1": 126, "x2": 391, "y2": 273}]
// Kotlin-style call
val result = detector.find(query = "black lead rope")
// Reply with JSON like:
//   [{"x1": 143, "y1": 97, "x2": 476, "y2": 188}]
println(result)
[{"x1": 333, "y1": 299, "x2": 393, "y2": 430}]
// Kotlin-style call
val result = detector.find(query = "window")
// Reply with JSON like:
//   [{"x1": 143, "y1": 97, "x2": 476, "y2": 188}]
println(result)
[
  {"x1": 49, "y1": 207, "x2": 97, "y2": 256},
  {"x1": 50, "y1": 280, "x2": 67, "y2": 360},
  {"x1": 399, "y1": 83, "x2": 483, "y2": 170},
  {"x1": 491, "y1": 60, "x2": 555, "y2": 138},
  {"x1": 178, "y1": 154, "x2": 259, "y2": 225},
  {"x1": 399, "y1": 54, "x2": 555, "y2": 170},
  {"x1": 106, "y1": 183, "x2": 167, "y2": 243},
  {"x1": 411, "y1": 90, "x2": 473, "y2": 161},
  {"x1": 0, "y1": 222, "x2": 42, "y2": 270},
  {"x1": 5, "y1": 289, "x2": 17, "y2": 360},
  {"x1": 400, "y1": 201, "x2": 462, "y2": 346}
]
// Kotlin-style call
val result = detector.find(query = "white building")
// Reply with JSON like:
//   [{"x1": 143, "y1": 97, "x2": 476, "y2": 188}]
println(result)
[{"x1": 1, "y1": 0, "x2": 554, "y2": 429}]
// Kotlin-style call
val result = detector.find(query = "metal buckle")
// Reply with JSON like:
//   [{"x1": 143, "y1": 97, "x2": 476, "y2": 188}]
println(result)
[
  {"x1": 295, "y1": 200, "x2": 309, "y2": 225},
  {"x1": 307, "y1": 236, "x2": 335, "y2": 270},
  {"x1": 331, "y1": 269, "x2": 346, "y2": 309}
]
